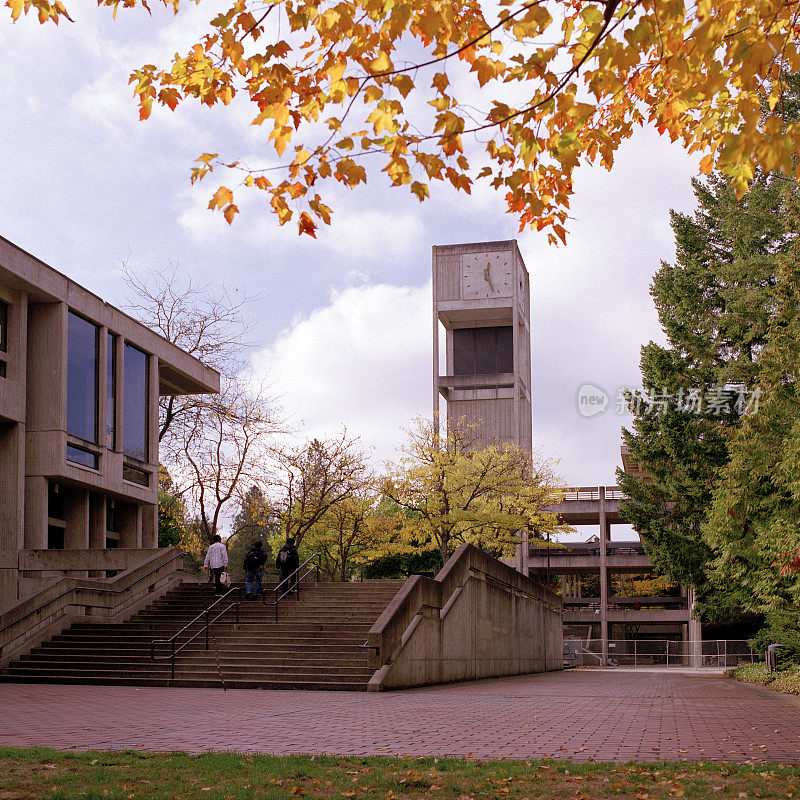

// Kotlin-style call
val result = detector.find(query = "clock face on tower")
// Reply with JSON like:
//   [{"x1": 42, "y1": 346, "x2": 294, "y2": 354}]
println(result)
[{"x1": 461, "y1": 253, "x2": 513, "y2": 299}]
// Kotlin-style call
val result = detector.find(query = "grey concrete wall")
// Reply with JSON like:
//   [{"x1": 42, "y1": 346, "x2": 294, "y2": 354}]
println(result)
[
  {"x1": 0, "y1": 548, "x2": 185, "y2": 667},
  {"x1": 367, "y1": 543, "x2": 562, "y2": 691},
  {"x1": 0, "y1": 236, "x2": 220, "y2": 608}
]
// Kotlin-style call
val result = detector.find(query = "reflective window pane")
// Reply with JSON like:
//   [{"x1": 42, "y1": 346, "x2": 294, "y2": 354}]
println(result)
[
  {"x1": 106, "y1": 334, "x2": 116, "y2": 449},
  {"x1": 67, "y1": 311, "x2": 98, "y2": 443},
  {"x1": 66, "y1": 443, "x2": 99, "y2": 470},
  {"x1": 123, "y1": 343, "x2": 148, "y2": 462},
  {"x1": 122, "y1": 463, "x2": 150, "y2": 486}
]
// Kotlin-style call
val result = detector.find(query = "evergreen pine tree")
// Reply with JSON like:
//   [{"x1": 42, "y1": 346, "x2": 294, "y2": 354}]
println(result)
[
  {"x1": 618, "y1": 170, "x2": 798, "y2": 620},
  {"x1": 227, "y1": 486, "x2": 275, "y2": 582},
  {"x1": 705, "y1": 217, "x2": 800, "y2": 658}
]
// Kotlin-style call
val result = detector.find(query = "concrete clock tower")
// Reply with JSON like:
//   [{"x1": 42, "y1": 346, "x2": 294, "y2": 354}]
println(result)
[{"x1": 433, "y1": 240, "x2": 532, "y2": 453}]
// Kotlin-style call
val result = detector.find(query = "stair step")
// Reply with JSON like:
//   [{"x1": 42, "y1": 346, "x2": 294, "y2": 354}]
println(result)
[
  {"x1": 0, "y1": 674, "x2": 369, "y2": 691},
  {"x1": 5, "y1": 661, "x2": 374, "y2": 680},
  {"x1": 1, "y1": 578, "x2": 399, "y2": 692}
]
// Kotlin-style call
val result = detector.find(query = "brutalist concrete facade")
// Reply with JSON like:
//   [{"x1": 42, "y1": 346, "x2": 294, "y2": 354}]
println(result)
[
  {"x1": 433, "y1": 240, "x2": 532, "y2": 451},
  {"x1": 0, "y1": 235, "x2": 219, "y2": 609}
]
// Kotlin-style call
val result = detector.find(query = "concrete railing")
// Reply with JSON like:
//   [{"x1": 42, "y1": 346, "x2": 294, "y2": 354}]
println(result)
[
  {"x1": 366, "y1": 543, "x2": 563, "y2": 691},
  {"x1": 559, "y1": 486, "x2": 625, "y2": 501},
  {"x1": 15, "y1": 548, "x2": 175, "y2": 598},
  {"x1": 0, "y1": 548, "x2": 186, "y2": 668}
]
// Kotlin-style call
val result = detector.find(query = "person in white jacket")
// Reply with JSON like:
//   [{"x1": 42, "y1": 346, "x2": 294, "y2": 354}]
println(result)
[{"x1": 203, "y1": 535, "x2": 228, "y2": 594}]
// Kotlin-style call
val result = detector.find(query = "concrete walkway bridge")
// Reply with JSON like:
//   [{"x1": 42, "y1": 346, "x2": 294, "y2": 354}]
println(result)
[{"x1": 531, "y1": 486, "x2": 702, "y2": 666}]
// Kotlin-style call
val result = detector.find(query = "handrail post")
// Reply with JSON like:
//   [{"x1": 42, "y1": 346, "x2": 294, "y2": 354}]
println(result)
[
  {"x1": 205, "y1": 609, "x2": 209, "y2": 650},
  {"x1": 235, "y1": 601, "x2": 239, "y2": 625},
  {"x1": 171, "y1": 639, "x2": 175, "y2": 681}
]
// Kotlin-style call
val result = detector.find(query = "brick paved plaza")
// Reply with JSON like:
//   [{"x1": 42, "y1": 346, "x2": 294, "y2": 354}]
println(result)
[{"x1": 3, "y1": 669, "x2": 800, "y2": 763}]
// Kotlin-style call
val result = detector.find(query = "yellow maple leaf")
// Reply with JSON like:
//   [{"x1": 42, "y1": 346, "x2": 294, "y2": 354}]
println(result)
[{"x1": 7, "y1": 0, "x2": 25, "y2": 22}]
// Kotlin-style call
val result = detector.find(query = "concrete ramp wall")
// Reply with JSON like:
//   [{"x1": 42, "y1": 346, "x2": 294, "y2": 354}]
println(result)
[{"x1": 366, "y1": 543, "x2": 562, "y2": 691}]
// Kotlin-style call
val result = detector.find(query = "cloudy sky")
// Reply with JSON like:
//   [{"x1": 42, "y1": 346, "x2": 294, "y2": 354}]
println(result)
[{"x1": 2, "y1": 1, "x2": 702, "y2": 506}]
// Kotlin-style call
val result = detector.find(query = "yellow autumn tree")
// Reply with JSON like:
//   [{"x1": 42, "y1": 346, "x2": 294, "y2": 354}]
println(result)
[
  {"x1": 8, "y1": 0, "x2": 800, "y2": 242},
  {"x1": 301, "y1": 489, "x2": 402, "y2": 580},
  {"x1": 382, "y1": 417, "x2": 567, "y2": 566}
]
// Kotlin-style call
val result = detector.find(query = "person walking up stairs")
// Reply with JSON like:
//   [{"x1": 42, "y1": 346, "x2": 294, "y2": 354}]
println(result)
[
  {"x1": 276, "y1": 538, "x2": 300, "y2": 594},
  {"x1": 243, "y1": 541, "x2": 268, "y2": 600}
]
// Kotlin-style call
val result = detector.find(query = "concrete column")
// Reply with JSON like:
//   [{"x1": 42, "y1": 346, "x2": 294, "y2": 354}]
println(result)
[
  {"x1": 688, "y1": 586, "x2": 702, "y2": 667},
  {"x1": 432, "y1": 265, "x2": 440, "y2": 439},
  {"x1": 512, "y1": 302, "x2": 520, "y2": 448},
  {"x1": 64, "y1": 487, "x2": 89, "y2": 549},
  {"x1": 88, "y1": 493, "x2": 106, "y2": 578},
  {"x1": 119, "y1": 503, "x2": 142, "y2": 549},
  {"x1": 64, "y1": 487, "x2": 89, "y2": 577},
  {"x1": 0, "y1": 290, "x2": 28, "y2": 607},
  {"x1": 0, "y1": 405, "x2": 22, "y2": 609},
  {"x1": 0, "y1": 421, "x2": 24, "y2": 553},
  {"x1": 89, "y1": 492, "x2": 106, "y2": 549},
  {"x1": 599, "y1": 486, "x2": 608, "y2": 666},
  {"x1": 142, "y1": 502, "x2": 157, "y2": 549},
  {"x1": 23, "y1": 476, "x2": 48, "y2": 550},
  {"x1": 25, "y1": 303, "x2": 65, "y2": 431}
]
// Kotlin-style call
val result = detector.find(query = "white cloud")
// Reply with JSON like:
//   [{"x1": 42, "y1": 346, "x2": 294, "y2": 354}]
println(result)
[
  {"x1": 251, "y1": 281, "x2": 433, "y2": 465},
  {"x1": 177, "y1": 177, "x2": 426, "y2": 262},
  {"x1": 314, "y1": 208, "x2": 425, "y2": 259},
  {"x1": 69, "y1": 68, "x2": 137, "y2": 134}
]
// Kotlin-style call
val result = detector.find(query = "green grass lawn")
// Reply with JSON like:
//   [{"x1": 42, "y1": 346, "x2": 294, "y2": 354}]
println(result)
[
  {"x1": 727, "y1": 662, "x2": 800, "y2": 695},
  {"x1": 1, "y1": 748, "x2": 799, "y2": 800}
]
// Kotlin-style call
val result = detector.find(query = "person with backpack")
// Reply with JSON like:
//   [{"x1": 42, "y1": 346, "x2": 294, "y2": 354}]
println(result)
[
  {"x1": 276, "y1": 537, "x2": 300, "y2": 594},
  {"x1": 243, "y1": 541, "x2": 268, "y2": 600}
]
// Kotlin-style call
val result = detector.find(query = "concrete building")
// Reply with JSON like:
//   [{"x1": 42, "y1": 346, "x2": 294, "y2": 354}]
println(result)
[
  {"x1": 432, "y1": 240, "x2": 532, "y2": 451},
  {"x1": 531, "y1": 485, "x2": 702, "y2": 666},
  {"x1": 0, "y1": 235, "x2": 219, "y2": 610}
]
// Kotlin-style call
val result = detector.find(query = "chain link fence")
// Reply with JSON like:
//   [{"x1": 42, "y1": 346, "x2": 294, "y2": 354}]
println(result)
[{"x1": 564, "y1": 638, "x2": 757, "y2": 668}]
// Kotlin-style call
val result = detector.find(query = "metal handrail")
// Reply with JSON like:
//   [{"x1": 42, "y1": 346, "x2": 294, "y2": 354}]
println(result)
[
  {"x1": 263, "y1": 552, "x2": 321, "y2": 621},
  {"x1": 151, "y1": 587, "x2": 241, "y2": 680},
  {"x1": 0, "y1": 550, "x2": 184, "y2": 636}
]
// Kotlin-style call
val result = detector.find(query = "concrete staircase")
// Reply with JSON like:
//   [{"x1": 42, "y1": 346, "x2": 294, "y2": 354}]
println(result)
[{"x1": 0, "y1": 579, "x2": 404, "y2": 691}]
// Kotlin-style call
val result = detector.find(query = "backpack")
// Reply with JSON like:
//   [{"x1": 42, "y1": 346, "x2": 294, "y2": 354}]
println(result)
[{"x1": 243, "y1": 551, "x2": 260, "y2": 570}]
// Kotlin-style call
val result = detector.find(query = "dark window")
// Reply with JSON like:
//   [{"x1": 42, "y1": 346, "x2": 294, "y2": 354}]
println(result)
[
  {"x1": 453, "y1": 326, "x2": 514, "y2": 375},
  {"x1": 106, "y1": 334, "x2": 116, "y2": 449},
  {"x1": 67, "y1": 311, "x2": 98, "y2": 443},
  {"x1": 48, "y1": 482, "x2": 64, "y2": 520},
  {"x1": 123, "y1": 463, "x2": 150, "y2": 487},
  {"x1": 47, "y1": 525, "x2": 65, "y2": 549},
  {"x1": 106, "y1": 499, "x2": 118, "y2": 533},
  {"x1": 47, "y1": 482, "x2": 65, "y2": 549},
  {"x1": 0, "y1": 301, "x2": 8, "y2": 379},
  {"x1": 66, "y1": 443, "x2": 99, "y2": 470},
  {"x1": 123, "y1": 343, "x2": 148, "y2": 462},
  {"x1": 0, "y1": 301, "x2": 7, "y2": 352}
]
